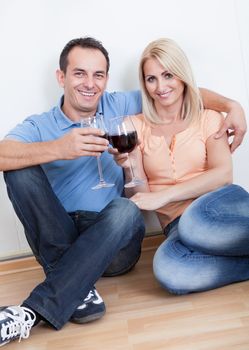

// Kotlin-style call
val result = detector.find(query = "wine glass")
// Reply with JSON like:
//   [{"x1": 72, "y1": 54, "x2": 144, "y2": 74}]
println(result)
[
  {"x1": 81, "y1": 115, "x2": 115, "y2": 190},
  {"x1": 108, "y1": 116, "x2": 144, "y2": 188}
]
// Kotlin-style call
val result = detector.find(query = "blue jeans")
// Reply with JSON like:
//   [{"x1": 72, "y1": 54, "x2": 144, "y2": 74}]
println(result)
[
  {"x1": 153, "y1": 185, "x2": 249, "y2": 294},
  {"x1": 4, "y1": 166, "x2": 145, "y2": 329}
]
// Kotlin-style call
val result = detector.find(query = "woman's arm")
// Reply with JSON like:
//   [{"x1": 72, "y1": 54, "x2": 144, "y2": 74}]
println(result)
[
  {"x1": 200, "y1": 88, "x2": 247, "y2": 152},
  {"x1": 130, "y1": 132, "x2": 233, "y2": 211}
]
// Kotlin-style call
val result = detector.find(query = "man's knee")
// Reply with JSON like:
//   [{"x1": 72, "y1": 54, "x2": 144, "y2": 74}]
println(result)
[
  {"x1": 103, "y1": 250, "x2": 140, "y2": 277},
  {"x1": 107, "y1": 197, "x2": 140, "y2": 216},
  {"x1": 4, "y1": 166, "x2": 44, "y2": 189},
  {"x1": 103, "y1": 197, "x2": 145, "y2": 236}
]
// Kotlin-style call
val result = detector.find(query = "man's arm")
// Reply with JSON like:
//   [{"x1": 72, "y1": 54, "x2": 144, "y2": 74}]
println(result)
[
  {"x1": 0, "y1": 128, "x2": 108, "y2": 171},
  {"x1": 0, "y1": 139, "x2": 59, "y2": 171},
  {"x1": 200, "y1": 88, "x2": 247, "y2": 152}
]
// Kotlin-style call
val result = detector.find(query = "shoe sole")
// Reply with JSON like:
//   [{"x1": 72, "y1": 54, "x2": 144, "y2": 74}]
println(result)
[
  {"x1": 0, "y1": 307, "x2": 11, "y2": 346},
  {"x1": 0, "y1": 341, "x2": 10, "y2": 347},
  {"x1": 70, "y1": 309, "x2": 106, "y2": 324}
]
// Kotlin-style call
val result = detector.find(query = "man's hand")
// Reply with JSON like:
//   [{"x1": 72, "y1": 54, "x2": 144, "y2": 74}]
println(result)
[
  {"x1": 56, "y1": 127, "x2": 109, "y2": 159},
  {"x1": 215, "y1": 101, "x2": 247, "y2": 153}
]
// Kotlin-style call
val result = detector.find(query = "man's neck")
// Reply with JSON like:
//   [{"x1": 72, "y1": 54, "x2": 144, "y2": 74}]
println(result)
[{"x1": 61, "y1": 104, "x2": 97, "y2": 122}]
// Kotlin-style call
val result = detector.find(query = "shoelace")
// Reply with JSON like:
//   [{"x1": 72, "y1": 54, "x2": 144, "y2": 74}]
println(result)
[
  {"x1": 76, "y1": 289, "x2": 104, "y2": 310},
  {"x1": 1, "y1": 307, "x2": 36, "y2": 343},
  {"x1": 76, "y1": 290, "x2": 96, "y2": 310},
  {"x1": 84, "y1": 290, "x2": 95, "y2": 303}
]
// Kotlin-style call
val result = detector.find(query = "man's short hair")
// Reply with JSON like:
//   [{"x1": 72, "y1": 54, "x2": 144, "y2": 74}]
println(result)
[{"x1": 59, "y1": 37, "x2": 110, "y2": 73}]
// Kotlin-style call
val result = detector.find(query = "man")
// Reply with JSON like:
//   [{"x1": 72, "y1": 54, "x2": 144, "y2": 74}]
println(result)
[{"x1": 0, "y1": 37, "x2": 247, "y2": 346}]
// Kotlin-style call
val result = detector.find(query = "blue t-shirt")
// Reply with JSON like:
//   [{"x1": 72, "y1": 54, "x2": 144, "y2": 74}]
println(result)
[{"x1": 5, "y1": 90, "x2": 142, "y2": 212}]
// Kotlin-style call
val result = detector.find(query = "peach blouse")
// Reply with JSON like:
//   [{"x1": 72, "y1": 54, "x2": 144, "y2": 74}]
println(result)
[{"x1": 131, "y1": 110, "x2": 224, "y2": 229}]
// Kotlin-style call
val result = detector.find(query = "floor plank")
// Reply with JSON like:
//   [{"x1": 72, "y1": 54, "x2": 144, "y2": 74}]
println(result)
[{"x1": 0, "y1": 248, "x2": 249, "y2": 349}]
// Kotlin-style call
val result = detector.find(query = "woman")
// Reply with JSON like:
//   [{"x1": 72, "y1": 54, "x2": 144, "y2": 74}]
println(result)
[{"x1": 110, "y1": 38, "x2": 249, "y2": 294}]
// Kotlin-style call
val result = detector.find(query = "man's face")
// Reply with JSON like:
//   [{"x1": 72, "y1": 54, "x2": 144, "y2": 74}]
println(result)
[{"x1": 57, "y1": 47, "x2": 109, "y2": 121}]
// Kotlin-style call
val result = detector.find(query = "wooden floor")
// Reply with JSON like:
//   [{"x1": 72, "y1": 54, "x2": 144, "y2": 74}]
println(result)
[{"x1": 1, "y1": 246, "x2": 249, "y2": 350}]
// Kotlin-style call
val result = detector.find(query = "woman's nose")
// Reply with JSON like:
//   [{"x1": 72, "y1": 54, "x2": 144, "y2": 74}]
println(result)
[{"x1": 157, "y1": 78, "x2": 166, "y2": 91}]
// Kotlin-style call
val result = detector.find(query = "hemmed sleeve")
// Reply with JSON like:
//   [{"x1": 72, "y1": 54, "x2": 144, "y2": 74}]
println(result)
[{"x1": 202, "y1": 109, "x2": 224, "y2": 141}]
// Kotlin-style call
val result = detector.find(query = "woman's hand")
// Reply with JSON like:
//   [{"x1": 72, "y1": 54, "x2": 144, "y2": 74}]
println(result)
[
  {"x1": 130, "y1": 191, "x2": 168, "y2": 211},
  {"x1": 215, "y1": 101, "x2": 247, "y2": 153},
  {"x1": 108, "y1": 147, "x2": 130, "y2": 168}
]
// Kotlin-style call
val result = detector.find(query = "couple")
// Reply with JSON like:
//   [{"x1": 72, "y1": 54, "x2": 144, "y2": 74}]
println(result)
[{"x1": 0, "y1": 36, "x2": 248, "y2": 346}]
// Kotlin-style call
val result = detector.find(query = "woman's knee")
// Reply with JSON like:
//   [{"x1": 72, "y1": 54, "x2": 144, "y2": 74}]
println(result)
[
  {"x1": 153, "y1": 246, "x2": 220, "y2": 295},
  {"x1": 180, "y1": 185, "x2": 249, "y2": 227},
  {"x1": 153, "y1": 242, "x2": 195, "y2": 295},
  {"x1": 178, "y1": 184, "x2": 249, "y2": 252}
]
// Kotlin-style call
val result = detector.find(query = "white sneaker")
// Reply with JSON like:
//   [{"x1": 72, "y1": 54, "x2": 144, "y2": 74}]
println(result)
[
  {"x1": 70, "y1": 288, "x2": 106, "y2": 324},
  {"x1": 0, "y1": 306, "x2": 36, "y2": 347}
]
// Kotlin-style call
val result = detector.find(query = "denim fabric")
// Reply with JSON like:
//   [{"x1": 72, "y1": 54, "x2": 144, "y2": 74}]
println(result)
[
  {"x1": 153, "y1": 185, "x2": 249, "y2": 295},
  {"x1": 4, "y1": 166, "x2": 145, "y2": 329},
  {"x1": 69, "y1": 210, "x2": 144, "y2": 277}
]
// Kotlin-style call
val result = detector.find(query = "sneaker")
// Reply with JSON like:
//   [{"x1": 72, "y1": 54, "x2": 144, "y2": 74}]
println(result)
[
  {"x1": 70, "y1": 288, "x2": 106, "y2": 324},
  {"x1": 0, "y1": 306, "x2": 36, "y2": 347}
]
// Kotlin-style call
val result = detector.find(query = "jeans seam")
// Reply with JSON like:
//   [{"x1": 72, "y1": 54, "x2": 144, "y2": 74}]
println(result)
[
  {"x1": 167, "y1": 238, "x2": 218, "y2": 261},
  {"x1": 167, "y1": 238, "x2": 249, "y2": 263},
  {"x1": 204, "y1": 185, "x2": 241, "y2": 216}
]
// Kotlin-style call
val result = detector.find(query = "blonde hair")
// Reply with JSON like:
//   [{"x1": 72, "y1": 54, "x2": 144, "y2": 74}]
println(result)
[{"x1": 139, "y1": 38, "x2": 203, "y2": 125}]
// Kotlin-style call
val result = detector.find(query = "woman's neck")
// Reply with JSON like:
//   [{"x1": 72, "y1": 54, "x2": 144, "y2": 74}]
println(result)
[{"x1": 154, "y1": 97, "x2": 184, "y2": 125}]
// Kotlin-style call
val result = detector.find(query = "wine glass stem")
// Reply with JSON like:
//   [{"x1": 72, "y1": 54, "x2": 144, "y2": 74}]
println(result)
[
  {"x1": 128, "y1": 156, "x2": 136, "y2": 181},
  {"x1": 97, "y1": 156, "x2": 105, "y2": 183}
]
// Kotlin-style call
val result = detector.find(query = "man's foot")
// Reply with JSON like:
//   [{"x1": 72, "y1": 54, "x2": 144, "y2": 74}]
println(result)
[
  {"x1": 0, "y1": 306, "x2": 36, "y2": 347},
  {"x1": 70, "y1": 288, "x2": 106, "y2": 324}
]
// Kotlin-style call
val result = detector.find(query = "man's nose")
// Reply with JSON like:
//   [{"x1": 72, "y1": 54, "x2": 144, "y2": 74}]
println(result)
[{"x1": 83, "y1": 75, "x2": 94, "y2": 89}]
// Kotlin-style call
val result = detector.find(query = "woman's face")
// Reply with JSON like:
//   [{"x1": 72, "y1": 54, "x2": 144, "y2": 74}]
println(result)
[{"x1": 143, "y1": 57, "x2": 185, "y2": 110}]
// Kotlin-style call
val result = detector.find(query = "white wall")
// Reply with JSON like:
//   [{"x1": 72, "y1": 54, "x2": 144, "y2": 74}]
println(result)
[{"x1": 0, "y1": 0, "x2": 248, "y2": 259}]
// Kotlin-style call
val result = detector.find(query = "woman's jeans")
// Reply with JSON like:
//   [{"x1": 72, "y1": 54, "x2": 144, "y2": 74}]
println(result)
[
  {"x1": 4, "y1": 166, "x2": 145, "y2": 329},
  {"x1": 153, "y1": 184, "x2": 249, "y2": 295}
]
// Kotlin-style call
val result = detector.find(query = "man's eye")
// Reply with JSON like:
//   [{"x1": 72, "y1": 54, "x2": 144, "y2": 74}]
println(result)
[
  {"x1": 96, "y1": 74, "x2": 104, "y2": 79},
  {"x1": 75, "y1": 72, "x2": 83, "y2": 77}
]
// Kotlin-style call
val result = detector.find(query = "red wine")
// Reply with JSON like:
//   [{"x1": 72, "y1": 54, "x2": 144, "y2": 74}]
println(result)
[
  {"x1": 109, "y1": 131, "x2": 138, "y2": 153},
  {"x1": 99, "y1": 133, "x2": 109, "y2": 153}
]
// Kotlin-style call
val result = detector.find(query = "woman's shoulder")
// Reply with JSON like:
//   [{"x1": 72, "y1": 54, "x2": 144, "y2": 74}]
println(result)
[
  {"x1": 201, "y1": 109, "x2": 224, "y2": 122},
  {"x1": 200, "y1": 109, "x2": 224, "y2": 138},
  {"x1": 130, "y1": 113, "x2": 147, "y2": 129},
  {"x1": 131, "y1": 113, "x2": 145, "y2": 121}
]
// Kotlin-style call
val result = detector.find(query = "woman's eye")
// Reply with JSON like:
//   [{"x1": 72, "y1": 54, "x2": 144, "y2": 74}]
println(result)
[
  {"x1": 146, "y1": 76, "x2": 155, "y2": 83},
  {"x1": 164, "y1": 73, "x2": 173, "y2": 79}
]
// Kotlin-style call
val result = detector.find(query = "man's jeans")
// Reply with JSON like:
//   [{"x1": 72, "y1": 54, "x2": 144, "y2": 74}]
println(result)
[
  {"x1": 153, "y1": 184, "x2": 249, "y2": 294},
  {"x1": 4, "y1": 166, "x2": 145, "y2": 329}
]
